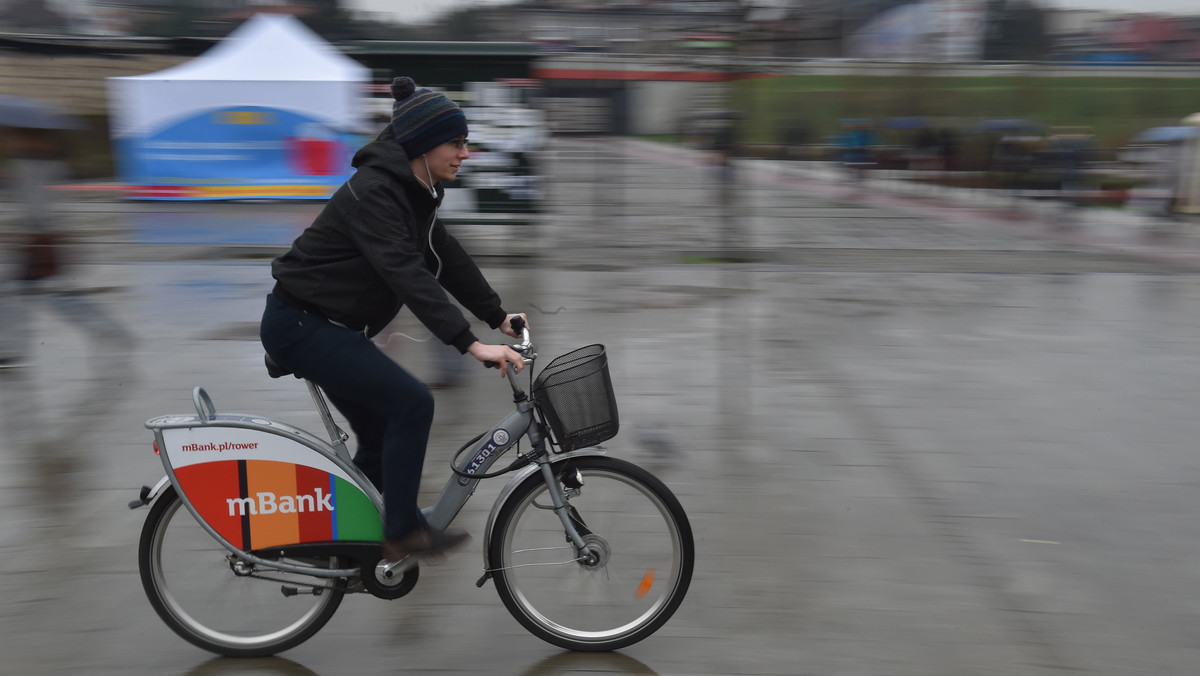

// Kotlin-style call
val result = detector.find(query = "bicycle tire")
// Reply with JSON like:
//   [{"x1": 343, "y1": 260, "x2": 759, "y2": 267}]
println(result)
[
  {"x1": 489, "y1": 455, "x2": 693, "y2": 651},
  {"x1": 138, "y1": 486, "x2": 345, "y2": 657}
]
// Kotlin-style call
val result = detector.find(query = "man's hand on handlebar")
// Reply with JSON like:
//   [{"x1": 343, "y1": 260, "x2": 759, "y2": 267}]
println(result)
[
  {"x1": 499, "y1": 313, "x2": 528, "y2": 340},
  {"x1": 467, "y1": 341, "x2": 524, "y2": 376}
]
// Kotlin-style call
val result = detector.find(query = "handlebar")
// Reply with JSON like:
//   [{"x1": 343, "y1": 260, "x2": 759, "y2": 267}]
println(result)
[{"x1": 483, "y1": 316, "x2": 534, "y2": 370}]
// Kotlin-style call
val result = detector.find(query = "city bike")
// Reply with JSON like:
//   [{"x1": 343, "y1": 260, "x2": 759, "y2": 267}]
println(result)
[{"x1": 130, "y1": 319, "x2": 694, "y2": 657}]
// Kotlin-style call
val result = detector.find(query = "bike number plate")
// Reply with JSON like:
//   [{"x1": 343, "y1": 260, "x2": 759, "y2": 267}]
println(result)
[{"x1": 159, "y1": 427, "x2": 382, "y2": 551}]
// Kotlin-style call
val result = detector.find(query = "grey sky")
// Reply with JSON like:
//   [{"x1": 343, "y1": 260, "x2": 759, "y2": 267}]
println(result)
[
  {"x1": 343, "y1": 0, "x2": 510, "y2": 24},
  {"x1": 345, "y1": 0, "x2": 1199, "y2": 25},
  {"x1": 1040, "y1": 0, "x2": 1199, "y2": 12}
]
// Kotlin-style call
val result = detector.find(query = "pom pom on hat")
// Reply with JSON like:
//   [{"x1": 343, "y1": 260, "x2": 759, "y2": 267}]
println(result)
[
  {"x1": 389, "y1": 76, "x2": 468, "y2": 160},
  {"x1": 390, "y1": 76, "x2": 416, "y2": 101}
]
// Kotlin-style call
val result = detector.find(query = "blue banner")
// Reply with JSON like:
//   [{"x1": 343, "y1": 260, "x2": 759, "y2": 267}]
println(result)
[{"x1": 117, "y1": 106, "x2": 356, "y2": 200}]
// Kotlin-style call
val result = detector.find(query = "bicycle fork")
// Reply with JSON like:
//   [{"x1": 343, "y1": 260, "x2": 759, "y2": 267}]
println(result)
[
  {"x1": 475, "y1": 434, "x2": 599, "y2": 588},
  {"x1": 536, "y1": 457, "x2": 591, "y2": 552},
  {"x1": 524, "y1": 422, "x2": 591, "y2": 554}
]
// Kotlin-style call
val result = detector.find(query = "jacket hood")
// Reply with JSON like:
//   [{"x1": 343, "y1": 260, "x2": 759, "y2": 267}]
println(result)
[{"x1": 352, "y1": 125, "x2": 417, "y2": 182}]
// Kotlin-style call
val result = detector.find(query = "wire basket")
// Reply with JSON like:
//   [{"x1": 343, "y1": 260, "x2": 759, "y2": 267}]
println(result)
[{"x1": 532, "y1": 344, "x2": 619, "y2": 452}]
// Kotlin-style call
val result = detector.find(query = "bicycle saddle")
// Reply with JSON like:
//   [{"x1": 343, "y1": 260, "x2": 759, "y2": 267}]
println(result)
[{"x1": 264, "y1": 353, "x2": 296, "y2": 379}]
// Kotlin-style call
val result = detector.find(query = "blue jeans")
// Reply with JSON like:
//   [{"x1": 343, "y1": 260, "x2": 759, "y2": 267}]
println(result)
[{"x1": 259, "y1": 294, "x2": 433, "y2": 540}]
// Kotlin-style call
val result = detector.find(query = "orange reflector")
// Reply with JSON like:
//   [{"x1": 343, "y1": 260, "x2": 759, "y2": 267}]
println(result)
[
  {"x1": 636, "y1": 568, "x2": 655, "y2": 599},
  {"x1": 153, "y1": 441, "x2": 160, "y2": 455}
]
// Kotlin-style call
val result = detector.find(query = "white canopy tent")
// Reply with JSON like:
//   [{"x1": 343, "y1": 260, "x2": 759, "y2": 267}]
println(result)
[{"x1": 106, "y1": 13, "x2": 371, "y2": 199}]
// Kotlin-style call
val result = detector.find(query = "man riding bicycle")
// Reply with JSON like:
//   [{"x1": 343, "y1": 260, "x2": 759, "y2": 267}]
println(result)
[{"x1": 260, "y1": 76, "x2": 526, "y2": 564}]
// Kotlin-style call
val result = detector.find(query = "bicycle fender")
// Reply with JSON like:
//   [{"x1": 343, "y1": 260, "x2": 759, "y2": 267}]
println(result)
[{"x1": 479, "y1": 447, "x2": 610, "y2": 580}]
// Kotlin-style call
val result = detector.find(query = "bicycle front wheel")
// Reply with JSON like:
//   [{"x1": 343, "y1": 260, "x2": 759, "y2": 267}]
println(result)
[
  {"x1": 489, "y1": 455, "x2": 693, "y2": 651},
  {"x1": 138, "y1": 486, "x2": 345, "y2": 657}
]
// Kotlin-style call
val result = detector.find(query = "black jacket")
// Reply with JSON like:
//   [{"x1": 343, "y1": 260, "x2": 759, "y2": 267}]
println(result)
[{"x1": 271, "y1": 126, "x2": 506, "y2": 351}]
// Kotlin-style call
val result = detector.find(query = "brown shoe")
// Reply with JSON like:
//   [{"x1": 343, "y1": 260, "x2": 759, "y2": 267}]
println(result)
[{"x1": 382, "y1": 527, "x2": 471, "y2": 564}]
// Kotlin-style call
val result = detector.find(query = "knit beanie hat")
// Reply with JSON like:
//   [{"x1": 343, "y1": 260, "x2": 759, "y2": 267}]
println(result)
[{"x1": 389, "y1": 76, "x2": 468, "y2": 159}]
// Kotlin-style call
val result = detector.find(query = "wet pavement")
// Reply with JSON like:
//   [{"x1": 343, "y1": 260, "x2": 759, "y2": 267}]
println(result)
[{"x1": 5, "y1": 139, "x2": 1200, "y2": 675}]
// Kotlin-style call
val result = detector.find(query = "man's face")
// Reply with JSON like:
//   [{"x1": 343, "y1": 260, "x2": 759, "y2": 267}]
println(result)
[{"x1": 425, "y1": 136, "x2": 469, "y2": 184}]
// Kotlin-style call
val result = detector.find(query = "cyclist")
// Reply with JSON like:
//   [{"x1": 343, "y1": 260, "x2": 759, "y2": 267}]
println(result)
[{"x1": 260, "y1": 76, "x2": 526, "y2": 564}]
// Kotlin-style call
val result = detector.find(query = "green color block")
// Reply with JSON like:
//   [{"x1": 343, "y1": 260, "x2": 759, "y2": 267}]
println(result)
[{"x1": 334, "y1": 476, "x2": 383, "y2": 541}]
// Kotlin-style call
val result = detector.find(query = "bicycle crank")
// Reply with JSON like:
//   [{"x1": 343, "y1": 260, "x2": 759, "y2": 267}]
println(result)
[{"x1": 360, "y1": 557, "x2": 420, "y2": 600}]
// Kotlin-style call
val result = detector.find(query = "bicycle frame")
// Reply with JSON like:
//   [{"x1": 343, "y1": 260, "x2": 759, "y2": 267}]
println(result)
[{"x1": 144, "y1": 364, "x2": 601, "y2": 581}]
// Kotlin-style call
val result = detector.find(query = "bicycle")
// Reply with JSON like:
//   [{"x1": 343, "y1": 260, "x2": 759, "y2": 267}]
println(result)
[{"x1": 130, "y1": 319, "x2": 694, "y2": 657}]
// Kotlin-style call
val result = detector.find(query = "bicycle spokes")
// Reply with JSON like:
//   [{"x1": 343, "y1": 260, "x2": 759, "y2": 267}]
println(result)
[{"x1": 488, "y1": 456, "x2": 694, "y2": 651}]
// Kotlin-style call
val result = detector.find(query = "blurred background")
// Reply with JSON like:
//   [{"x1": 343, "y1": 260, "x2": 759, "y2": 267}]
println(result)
[
  {"x1": 4, "y1": 2, "x2": 1200, "y2": 675},
  {"x1": 0, "y1": 0, "x2": 1198, "y2": 208},
  {"x1": 0, "y1": 1, "x2": 1195, "y2": 213}
]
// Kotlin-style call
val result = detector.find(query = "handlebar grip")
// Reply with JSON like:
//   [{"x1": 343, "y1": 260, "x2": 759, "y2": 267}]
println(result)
[
  {"x1": 510, "y1": 316, "x2": 526, "y2": 334},
  {"x1": 483, "y1": 360, "x2": 498, "y2": 369}
]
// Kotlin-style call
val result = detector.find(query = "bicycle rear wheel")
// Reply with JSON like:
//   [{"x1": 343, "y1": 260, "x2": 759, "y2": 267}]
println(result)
[
  {"x1": 489, "y1": 455, "x2": 693, "y2": 651},
  {"x1": 138, "y1": 486, "x2": 345, "y2": 657}
]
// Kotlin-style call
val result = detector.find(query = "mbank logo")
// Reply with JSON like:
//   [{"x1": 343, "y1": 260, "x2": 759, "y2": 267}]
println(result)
[{"x1": 226, "y1": 488, "x2": 334, "y2": 516}]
